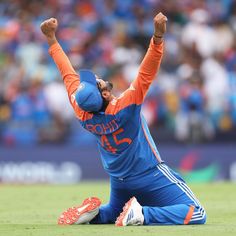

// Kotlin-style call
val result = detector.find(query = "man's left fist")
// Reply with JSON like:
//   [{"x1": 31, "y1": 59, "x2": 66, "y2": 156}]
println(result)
[
  {"x1": 40, "y1": 18, "x2": 58, "y2": 38},
  {"x1": 153, "y1": 12, "x2": 168, "y2": 38}
]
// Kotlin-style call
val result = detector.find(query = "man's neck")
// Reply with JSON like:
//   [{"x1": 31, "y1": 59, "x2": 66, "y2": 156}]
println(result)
[{"x1": 109, "y1": 95, "x2": 116, "y2": 102}]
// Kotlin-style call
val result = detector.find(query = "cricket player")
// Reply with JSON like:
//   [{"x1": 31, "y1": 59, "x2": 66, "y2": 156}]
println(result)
[{"x1": 40, "y1": 12, "x2": 206, "y2": 226}]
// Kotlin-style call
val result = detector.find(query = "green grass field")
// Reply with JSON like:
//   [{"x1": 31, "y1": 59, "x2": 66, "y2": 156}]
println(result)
[{"x1": 0, "y1": 182, "x2": 235, "y2": 236}]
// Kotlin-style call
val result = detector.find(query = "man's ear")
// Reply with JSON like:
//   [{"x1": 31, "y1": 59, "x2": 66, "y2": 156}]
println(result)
[{"x1": 102, "y1": 90, "x2": 111, "y2": 100}]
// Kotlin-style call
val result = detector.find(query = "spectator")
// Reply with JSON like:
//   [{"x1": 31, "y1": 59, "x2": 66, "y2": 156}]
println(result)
[{"x1": 0, "y1": 0, "x2": 235, "y2": 145}]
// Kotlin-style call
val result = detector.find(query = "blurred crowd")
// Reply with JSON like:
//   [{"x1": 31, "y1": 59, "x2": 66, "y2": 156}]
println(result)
[{"x1": 0, "y1": 0, "x2": 236, "y2": 146}]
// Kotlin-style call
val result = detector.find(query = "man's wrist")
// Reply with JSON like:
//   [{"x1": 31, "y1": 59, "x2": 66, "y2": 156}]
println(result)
[
  {"x1": 154, "y1": 34, "x2": 163, "y2": 38},
  {"x1": 153, "y1": 34, "x2": 163, "y2": 44},
  {"x1": 46, "y1": 35, "x2": 57, "y2": 47}
]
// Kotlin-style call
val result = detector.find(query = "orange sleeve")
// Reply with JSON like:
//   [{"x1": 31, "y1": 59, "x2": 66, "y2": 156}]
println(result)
[
  {"x1": 106, "y1": 38, "x2": 163, "y2": 115},
  {"x1": 49, "y1": 43, "x2": 93, "y2": 121},
  {"x1": 132, "y1": 38, "x2": 163, "y2": 104}
]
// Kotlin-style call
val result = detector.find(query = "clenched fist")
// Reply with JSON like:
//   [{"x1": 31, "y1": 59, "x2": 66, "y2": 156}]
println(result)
[
  {"x1": 40, "y1": 18, "x2": 58, "y2": 38},
  {"x1": 40, "y1": 18, "x2": 58, "y2": 46},
  {"x1": 153, "y1": 13, "x2": 167, "y2": 43}
]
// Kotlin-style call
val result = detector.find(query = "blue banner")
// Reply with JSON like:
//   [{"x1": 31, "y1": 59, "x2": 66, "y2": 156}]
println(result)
[{"x1": 0, "y1": 144, "x2": 235, "y2": 184}]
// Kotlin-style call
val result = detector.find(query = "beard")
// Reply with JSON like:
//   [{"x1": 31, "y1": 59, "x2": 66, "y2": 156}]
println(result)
[
  {"x1": 100, "y1": 97, "x2": 110, "y2": 112},
  {"x1": 99, "y1": 82, "x2": 113, "y2": 112}
]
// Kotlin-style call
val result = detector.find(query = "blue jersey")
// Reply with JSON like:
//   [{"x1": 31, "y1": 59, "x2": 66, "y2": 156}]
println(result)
[{"x1": 49, "y1": 38, "x2": 164, "y2": 178}]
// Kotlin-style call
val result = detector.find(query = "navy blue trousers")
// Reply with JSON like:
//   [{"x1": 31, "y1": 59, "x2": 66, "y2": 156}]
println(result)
[{"x1": 91, "y1": 163, "x2": 206, "y2": 225}]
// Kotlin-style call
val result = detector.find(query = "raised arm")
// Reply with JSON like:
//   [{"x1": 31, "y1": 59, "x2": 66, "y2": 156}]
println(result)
[
  {"x1": 40, "y1": 18, "x2": 87, "y2": 120},
  {"x1": 132, "y1": 13, "x2": 167, "y2": 104},
  {"x1": 110, "y1": 13, "x2": 167, "y2": 114}
]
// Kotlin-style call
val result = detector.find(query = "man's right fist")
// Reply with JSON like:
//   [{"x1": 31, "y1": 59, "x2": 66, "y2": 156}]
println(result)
[
  {"x1": 40, "y1": 18, "x2": 58, "y2": 38},
  {"x1": 153, "y1": 12, "x2": 167, "y2": 38}
]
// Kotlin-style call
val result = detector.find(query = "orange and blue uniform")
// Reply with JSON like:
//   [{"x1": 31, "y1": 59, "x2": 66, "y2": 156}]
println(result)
[{"x1": 49, "y1": 38, "x2": 206, "y2": 225}]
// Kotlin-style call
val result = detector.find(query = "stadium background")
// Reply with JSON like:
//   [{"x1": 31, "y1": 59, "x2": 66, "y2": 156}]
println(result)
[{"x1": 0, "y1": 0, "x2": 236, "y2": 184}]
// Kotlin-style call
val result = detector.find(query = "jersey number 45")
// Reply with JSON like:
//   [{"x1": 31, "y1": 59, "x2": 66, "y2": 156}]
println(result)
[{"x1": 101, "y1": 128, "x2": 132, "y2": 154}]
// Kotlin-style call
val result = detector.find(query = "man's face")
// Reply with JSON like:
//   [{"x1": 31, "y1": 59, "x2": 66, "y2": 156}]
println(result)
[
  {"x1": 96, "y1": 77, "x2": 113, "y2": 95},
  {"x1": 95, "y1": 76, "x2": 113, "y2": 112}
]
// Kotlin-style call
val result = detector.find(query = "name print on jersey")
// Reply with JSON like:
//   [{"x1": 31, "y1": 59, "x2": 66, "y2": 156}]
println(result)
[
  {"x1": 85, "y1": 119, "x2": 119, "y2": 135},
  {"x1": 85, "y1": 119, "x2": 132, "y2": 154}
]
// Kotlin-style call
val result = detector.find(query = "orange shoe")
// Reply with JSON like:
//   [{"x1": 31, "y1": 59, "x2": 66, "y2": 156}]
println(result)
[
  {"x1": 115, "y1": 197, "x2": 144, "y2": 226},
  {"x1": 58, "y1": 197, "x2": 101, "y2": 225}
]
